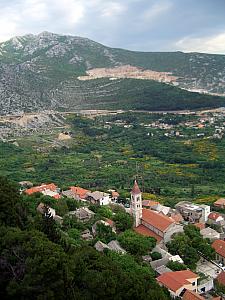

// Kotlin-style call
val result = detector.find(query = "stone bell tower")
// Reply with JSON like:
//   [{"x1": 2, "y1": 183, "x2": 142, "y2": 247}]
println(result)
[{"x1": 130, "y1": 180, "x2": 142, "y2": 227}]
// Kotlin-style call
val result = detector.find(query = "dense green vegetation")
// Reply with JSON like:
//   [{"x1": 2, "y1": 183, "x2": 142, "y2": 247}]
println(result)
[
  {"x1": 66, "y1": 78, "x2": 225, "y2": 111},
  {"x1": 0, "y1": 176, "x2": 170, "y2": 300},
  {"x1": 117, "y1": 230, "x2": 156, "y2": 256},
  {"x1": 1, "y1": 112, "x2": 225, "y2": 206},
  {"x1": 167, "y1": 225, "x2": 215, "y2": 270}
]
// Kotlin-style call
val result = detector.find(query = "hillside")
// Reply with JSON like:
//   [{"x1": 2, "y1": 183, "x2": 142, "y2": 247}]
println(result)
[{"x1": 0, "y1": 32, "x2": 225, "y2": 115}]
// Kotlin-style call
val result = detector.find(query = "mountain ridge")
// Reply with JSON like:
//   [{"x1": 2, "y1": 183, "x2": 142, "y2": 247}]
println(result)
[{"x1": 0, "y1": 32, "x2": 225, "y2": 115}]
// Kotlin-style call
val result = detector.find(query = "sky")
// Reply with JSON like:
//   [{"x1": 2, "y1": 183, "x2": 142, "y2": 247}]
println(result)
[{"x1": 0, "y1": 0, "x2": 225, "y2": 54}]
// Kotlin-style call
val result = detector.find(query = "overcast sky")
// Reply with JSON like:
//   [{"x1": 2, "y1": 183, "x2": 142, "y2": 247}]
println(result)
[{"x1": 0, "y1": 0, "x2": 225, "y2": 54}]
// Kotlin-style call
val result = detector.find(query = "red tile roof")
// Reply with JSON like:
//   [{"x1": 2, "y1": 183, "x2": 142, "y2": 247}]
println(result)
[
  {"x1": 157, "y1": 270, "x2": 199, "y2": 292},
  {"x1": 105, "y1": 219, "x2": 115, "y2": 227},
  {"x1": 214, "y1": 198, "x2": 225, "y2": 207},
  {"x1": 208, "y1": 212, "x2": 222, "y2": 221},
  {"x1": 134, "y1": 225, "x2": 162, "y2": 242},
  {"x1": 142, "y1": 200, "x2": 159, "y2": 207},
  {"x1": 170, "y1": 212, "x2": 184, "y2": 223},
  {"x1": 142, "y1": 208, "x2": 174, "y2": 232},
  {"x1": 25, "y1": 183, "x2": 57, "y2": 195},
  {"x1": 112, "y1": 191, "x2": 119, "y2": 198},
  {"x1": 212, "y1": 240, "x2": 225, "y2": 258},
  {"x1": 70, "y1": 186, "x2": 90, "y2": 199},
  {"x1": 131, "y1": 180, "x2": 141, "y2": 195},
  {"x1": 194, "y1": 223, "x2": 205, "y2": 230},
  {"x1": 217, "y1": 271, "x2": 225, "y2": 286},
  {"x1": 183, "y1": 290, "x2": 205, "y2": 300}
]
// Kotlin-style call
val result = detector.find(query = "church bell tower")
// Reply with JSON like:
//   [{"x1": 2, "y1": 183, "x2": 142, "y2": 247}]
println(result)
[{"x1": 131, "y1": 180, "x2": 142, "y2": 227}]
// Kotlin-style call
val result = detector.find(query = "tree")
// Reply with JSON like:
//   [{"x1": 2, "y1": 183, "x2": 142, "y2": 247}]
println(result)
[
  {"x1": 118, "y1": 230, "x2": 156, "y2": 256},
  {"x1": 62, "y1": 215, "x2": 86, "y2": 231},
  {"x1": 0, "y1": 176, "x2": 27, "y2": 228},
  {"x1": 113, "y1": 211, "x2": 133, "y2": 232},
  {"x1": 150, "y1": 251, "x2": 162, "y2": 261},
  {"x1": 66, "y1": 198, "x2": 80, "y2": 211},
  {"x1": 67, "y1": 228, "x2": 80, "y2": 240},
  {"x1": 166, "y1": 261, "x2": 187, "y2": 271},
  {"x1": 69, "y1": 246, "x2": 170, "y2": 300},
  {"x1": 95, "y1": 222, "x2": 116, "y2": 243},
  {"x1": 167, "y1": 233, "x2": 199, "y2": 269},
  {"x1": 37, "y1": 203, "x2": 60, "y2": 243},
  {"x1": 167, "y1": 224, "x2": 215, "y2": 269},
  {"x1": 97, "y1": 206, "x2": 113, "y2": 219},
  {"x1": 0, "y1": 226, "x2": 72, "y2": 300}
]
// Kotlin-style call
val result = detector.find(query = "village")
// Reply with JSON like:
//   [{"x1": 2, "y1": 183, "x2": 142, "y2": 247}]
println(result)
[
  {"x1": 19, "y1": 178, "x2": 225, "y2": 300},
  {"x1": 1, "y1": 108, "x2": 225, "y2": 142}
]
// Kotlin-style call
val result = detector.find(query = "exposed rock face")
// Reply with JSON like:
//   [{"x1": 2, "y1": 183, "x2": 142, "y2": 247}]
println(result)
[
  {"x1": 0, "y1": 32, "x2": 225, "y2": 115},
  {"x1": 58, "y1": 132, "x2": 72, "y2": 140},
  {"x1": 0, "y1": 112, "x2": 66, "y2": 139},
  {"x1": 78, "y1": 65, "x2": 178, "y2": 83}
]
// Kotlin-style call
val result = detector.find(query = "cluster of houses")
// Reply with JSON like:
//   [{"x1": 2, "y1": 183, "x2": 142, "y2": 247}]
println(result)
[
  {"x1": 130, "y1": 180, "x2": 225, "y2": 299},
  {"x1": 21, "y1": 181, "x2": 117, "y2": 205},
  {"x1": 20, "y1": 180, "x2": 225, "y2": 299},
  {"x1": 123, "y1": 110, "x2": 225, "y2": 140}
]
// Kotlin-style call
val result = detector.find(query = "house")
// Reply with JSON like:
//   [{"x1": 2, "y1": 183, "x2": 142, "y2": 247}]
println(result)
[
  {"x1": 53, "y1": 215, "x2": 63, "y2": 225},
  {"x1": 111, "y1": 191, "x2": 120, "y2": 202},
  {"x1": 25, "y1": 183, "x2": 60, "y2": 199},
  {"x1": 81, "y1": 229, "x2": 93, "y2": 241},
  {"x1": 143, "y1": 200, "x2": 184, "y2": 223},
  {"x1": 150, "y1": 256, "x2": 171, "y2": 271},
  {"x1": 142, "y1": 200, "x2": 171, "y2": 216},
  {"x1": 94, "y1": 240, "x2": 126, "y2": 253},
  {"x1": 70, "y1": 186, "x2": 90, "y2": 200},
  {"x1": 86, "y1": 191, "x2": 111, "y2": 205},
  {"x1": 207, "y1": 212, "x2": 224, "y2": 225},
  {"x1": 175, "y1": 201, "x2": 210, "y2": 223},
  {"x1": 42, "y1": 189, "x2": 61, "y2": 199},
  {"x1": 36, "y1": 202, "x2": 56, "y2": 217},
  {"x1": 200, "y1": 227, "x2": 220, "y2": 241},
  {"x1": 197, "y1": 277, "x2": 214, "y2": 294},
  {"x1": 216, "y1": 271, "x2": 225, "y2": 286},
  {"x1": 104, "y1": 218, "x2": 116, "y2": 232},
  {"x1": 214, "y1": 198, "x2": 225, "y2": 209},
  {"x1": 169, "y1": 210, "x2": 184, "y2": 223},
  {"x1": 19, "y1": 181, "x2": 33, "y2": 188},
  {"x1": 212, "y1": 240, "x2": 225, "y2": 265},
  {"x1": 70, "y1": 207, "x2": 95, "y2": 222},
  {"x1": 169, "y1": 255, "x2": 184, "y2": 264},
  {"x1": 194, "y1": 223, "x2": 205, "y2": 230},
  {"x1": 142, "y1": 200, "x2": 159, "y2": 209},
  {"x1": 157, "y1": 270, "x2": 199, "y2": 298},
  {"x1": 153, "y1": 203, "x2": 171, "y2": 215},
  {"x1": 155, "y1": 265, "x2": 173, "y2": 276},
  {"x1": 92, "y1": 220, "x2": 116, "y2": 236},
  {"x1": 62, "y1": 189, "x2": 79, "y2": 200},
  {"x1": 131, "y1": 181, "x2": 183, "y2": 244},
  {"x1": 182, "y1": 290, "x2": 205, "y2": 300},
  {"x1": 107, "y1": 240, "x2": 126, "y2": 254},
  {"x1": 94, "y1": 241, "x2": 110, "y2": 252}
]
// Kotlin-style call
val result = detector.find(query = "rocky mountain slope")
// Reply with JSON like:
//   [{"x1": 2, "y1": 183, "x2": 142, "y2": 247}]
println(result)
[{"x1": 0, "y1": 32, "x2": 225, "y2": 115}]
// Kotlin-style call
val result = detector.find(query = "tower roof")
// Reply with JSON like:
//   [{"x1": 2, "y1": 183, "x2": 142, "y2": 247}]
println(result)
[{"x1": 131, "y1": 180, "x2": 141, "y2": 194}]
